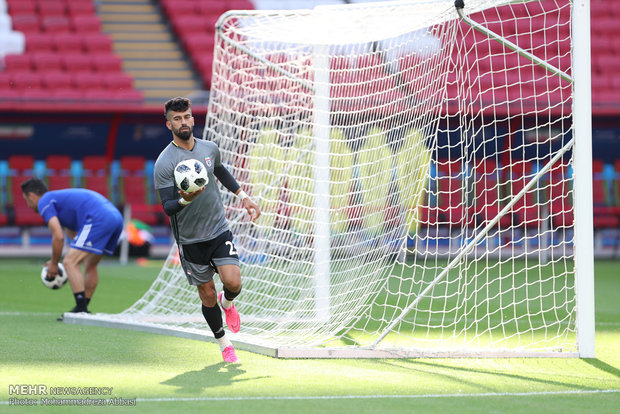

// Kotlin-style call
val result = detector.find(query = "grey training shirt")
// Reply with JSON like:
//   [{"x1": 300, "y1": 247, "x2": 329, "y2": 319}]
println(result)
[{"x1": 153, "y1": 139, "x2": 229, "y2": 244}]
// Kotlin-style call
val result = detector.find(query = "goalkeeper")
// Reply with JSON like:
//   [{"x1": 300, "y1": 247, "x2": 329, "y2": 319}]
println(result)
[{"x1": 154, "y1": 97, "x2": 260, "y2": 364}]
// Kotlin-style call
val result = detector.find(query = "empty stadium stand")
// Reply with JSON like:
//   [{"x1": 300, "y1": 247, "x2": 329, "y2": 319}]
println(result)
[
  {"x1": 1, "y1": 0, "x2": 144, "y2": 105},
  {"x1": 160, "y1": 0, "x2": 254, "y2": 93},
  {"x1": 1, "y1": 0, "x2": 620, "y2": 257}
]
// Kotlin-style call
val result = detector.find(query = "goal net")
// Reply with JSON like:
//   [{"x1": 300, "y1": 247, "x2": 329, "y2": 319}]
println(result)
[{"x1": 67, "y1": 0, "x2": 593, "y2": 358}]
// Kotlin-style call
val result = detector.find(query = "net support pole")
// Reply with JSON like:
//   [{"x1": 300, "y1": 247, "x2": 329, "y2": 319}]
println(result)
[
  {"x1": 313, "y1": 43, "x2": 331, "y2": 321},
  {"x1": 571, "y1": 0, "x2": 595, "y2": 358},
  {"x1": 457, "y1": 0, "x2": 594, "y2": 357},
  {"x1": 454, "y1": 2, "x2": 571, "y2": 82}
]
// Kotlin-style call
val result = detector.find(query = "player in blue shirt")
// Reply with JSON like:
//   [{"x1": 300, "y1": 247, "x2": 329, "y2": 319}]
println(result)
[{"x1": 21, "y1": 178, "x2": 124, "y2": 319}]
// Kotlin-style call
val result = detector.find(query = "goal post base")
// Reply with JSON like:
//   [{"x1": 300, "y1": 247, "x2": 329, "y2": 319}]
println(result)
[{"x1": 62, "y1": 313, "x2": 579, "y2": 359}]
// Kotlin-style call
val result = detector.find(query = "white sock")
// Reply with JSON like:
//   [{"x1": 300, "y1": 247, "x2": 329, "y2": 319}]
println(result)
[
  {"x1": 217, "y1": 334, "x2": 232, "y2": 351},
  {"x1": 220, "y1": 294, "x2": 233, "y2": 309}
]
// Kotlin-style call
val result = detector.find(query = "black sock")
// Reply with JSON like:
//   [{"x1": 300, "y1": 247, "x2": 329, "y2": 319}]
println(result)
[
  {"x1": 73, "y1": 291, "x2": 88, "y2": 312},
  {"x1": 86, "y1": 297, "x2": 91, "y2": 306},
  {"x1": 202, "y1": 304, "x2": 225, "y2": 339},
  {"x1": 223, "y1": 286, "x2": 241, "y2": 302}
]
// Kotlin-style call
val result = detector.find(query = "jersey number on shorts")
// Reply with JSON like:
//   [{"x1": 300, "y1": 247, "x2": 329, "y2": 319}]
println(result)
[{"x1": 225, "y1": 241, "x2": 238, "y2": 256}]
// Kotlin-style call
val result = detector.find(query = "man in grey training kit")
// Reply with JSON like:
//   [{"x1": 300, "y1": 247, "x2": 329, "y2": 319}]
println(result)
[{"x1": 154, "y1": 97, "x2": 260, "y2": 363}]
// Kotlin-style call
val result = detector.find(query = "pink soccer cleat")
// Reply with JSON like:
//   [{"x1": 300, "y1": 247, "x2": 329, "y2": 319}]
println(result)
[
  {"x1": 218, "y1": 291, "x2": 240, "y2": 333},
  {"x1": 222, "y1": 345, "x2": 240, "y2": 363}
]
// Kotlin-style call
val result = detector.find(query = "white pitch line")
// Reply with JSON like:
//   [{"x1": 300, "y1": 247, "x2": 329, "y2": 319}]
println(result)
[
  {"x1": 0, "y1": 312, "x2": 56, "y2": 316},
  {"x1": 2, "y1": 312, "x2": 619, "y2": 327},
  {"x1": 0, "y1": 388, "x2": 617, "y2": 405},
  {"x1": 132, "y1": 389, "x2": 619, "y2": 403}
]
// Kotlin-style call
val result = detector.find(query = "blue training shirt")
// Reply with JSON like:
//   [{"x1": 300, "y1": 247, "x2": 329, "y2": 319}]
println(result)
[{"x1": 38, "y1": 188, "x2": 120, "y2": 231}]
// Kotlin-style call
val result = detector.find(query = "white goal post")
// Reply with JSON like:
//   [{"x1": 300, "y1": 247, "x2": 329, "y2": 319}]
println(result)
[{"x1": 65, "y1": 0, "x2": 594, "y2": 358}]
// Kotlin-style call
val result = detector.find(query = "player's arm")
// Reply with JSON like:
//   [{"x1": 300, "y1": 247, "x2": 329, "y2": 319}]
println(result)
[
  {"x1": 158, "y1": 186, "x2": 203, "y2": 216},
  {"x1": 45, "y1": 216, "x2": 64, "y2": 277},
  {"x1": 214, "y1": 165, "x2": 261, "y2": 221}
]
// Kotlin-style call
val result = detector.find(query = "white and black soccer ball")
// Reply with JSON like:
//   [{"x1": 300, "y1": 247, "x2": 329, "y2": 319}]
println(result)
[
  {"x1": 174, "y1": 159, "x2": 209, "y2": 193},
  {"x1": 40, "y1": 263, "x2": 68, "y2": 290}
]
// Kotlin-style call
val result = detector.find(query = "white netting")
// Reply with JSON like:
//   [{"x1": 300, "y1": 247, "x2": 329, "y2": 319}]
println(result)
[{"x1": 95, "y1": 0, "x2": 579, "y2": 356}]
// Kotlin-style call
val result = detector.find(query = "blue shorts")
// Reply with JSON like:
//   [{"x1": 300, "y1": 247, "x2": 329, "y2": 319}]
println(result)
[{"x1": 70, "y1": 212, "x2": 124, "y2": 256}]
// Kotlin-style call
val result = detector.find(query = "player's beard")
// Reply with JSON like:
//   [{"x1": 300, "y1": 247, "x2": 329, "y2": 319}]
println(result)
[{"x1": 174, "y1": 125, "x2": 193, "y2": 141}]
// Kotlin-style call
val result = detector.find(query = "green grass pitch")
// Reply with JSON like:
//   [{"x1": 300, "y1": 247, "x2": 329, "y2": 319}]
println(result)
[{"x1": 0, "y1": 258, "x2": 618, "y2": 413}]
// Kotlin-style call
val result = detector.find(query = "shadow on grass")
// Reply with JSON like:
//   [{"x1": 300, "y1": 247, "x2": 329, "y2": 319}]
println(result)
[
  {"x1": 377, "y1": 358, "x2": 612, "y2": 393},
  {"x1": 583, "y1": 359, "x2": 620, "y2": 380},
  {"x1": 161, "y1": 362, "x2": 269, "y2": 394}
]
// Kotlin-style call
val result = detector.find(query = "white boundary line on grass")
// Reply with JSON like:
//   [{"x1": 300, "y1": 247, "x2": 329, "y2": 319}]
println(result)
[
  {"x1": 3, "y1": 312, "x2": 620, "y2": 327},
  {"x1": 0, "y1": 312, "x2": 56, "y2": 316},
  {"x1": 133, "y1": 389, "x2": 619, "y2": 403},
  {"x1": 0, "y1": 388, "x2": 617, "y2": 405}
]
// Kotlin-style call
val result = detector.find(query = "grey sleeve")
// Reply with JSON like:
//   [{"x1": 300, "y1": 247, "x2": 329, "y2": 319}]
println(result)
[
  {"x1": 214, "y1": 165, "x2": 241, "y2": 194},
  {"x1": 158, "y1": 186, "x2": 186, "y2": 216}
]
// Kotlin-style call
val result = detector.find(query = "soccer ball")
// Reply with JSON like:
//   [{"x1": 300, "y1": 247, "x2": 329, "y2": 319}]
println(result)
[
  {"x1": 174, "y1": 159, "x2": 209, "y2": 193},
  {"x1": 40, "y1": 263, "x2": 68, "y2": 290}
]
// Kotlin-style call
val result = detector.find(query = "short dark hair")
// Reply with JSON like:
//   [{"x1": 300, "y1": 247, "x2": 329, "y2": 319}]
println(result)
[
  {"x1": 21, "y1": 177, "x2": 48, "y2": 196},
  {"x1": 164, "y1": 97, "x2": 191, "y2": 120}
]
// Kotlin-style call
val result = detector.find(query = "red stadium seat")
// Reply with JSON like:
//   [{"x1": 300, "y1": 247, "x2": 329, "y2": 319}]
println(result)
[
  {"x1": 53, "y1": 32, "x2": 85, "y2": 54},
  {"x1": 470, "y1": 159, "x2": 511, "y2": 228},
  {"x1": 66, "y1": 1, "x2": 96, "y2": 17},
  {"x1": 228, "y1": 0, "x2": 254, "y2": 11},
  {"x1": 172, "y1": 16, "x2": 210, "y2": 37},
  {"x1": 3, "y1": 54, "x2": 32, "y2": 72},
  {"x1": 20, "y1": 89, "x2": 53, "y2": 101},
  {"x1": 62, "y1": 53, "x2": 94, "y2": 73},
  {"x1": 10, "y1": 14, "x2": 40, "y2": 34},
  {"x1": 434, "y1": 160, "x2": 468, "y2": 227},
  {"x1": 26, "y1": 33, "x2": 55, "y2": 53},
  {"x1": 82, "y1": 33, "x2": 113, "y2": 53},
  {"x1": 52, "y1": 89, "x2": 85, "y2": 102},
  {"x1": 506, "y1": 160, "x2": 542, "y2": 228},
  {"x1": 119, "y1": 156, "x2": 147, "y2": 204},
  {"x1": 42, "y1": 71, "x2": 74, "y2": 90},
  {"x1": 8, "y1": 155, "x2": 45, "y2": 226},
  {"x1": 113, "y1": 89, "x2": 144, "y2": 104},
  {"x1": 119, "y1": 156, "x2": 161, "y2": 225},
  {"x1": 41, "y1": 16, "x2": 72, "y2": 33},
  {"x1": 196, "y1": 1, "x2": 227, "y2": 16},
  {"x1": 103, "y1": 73, "x2": 133, "y2": 91},
  {"x1": 546, "y1": 161, "x2": 574, "y2": 229},
  {"x1": 46, "y1": 155, "x2": 73, "y2": 190},
  {"x1": 82, "y1": 156, "x2": 110, "y2": 197},
  {"x1": 83, "y1": 89, "x2": 117, "y2": 103},
  {"x1": 0, "y1": 73, "x2": 13, "y2": 89},
  {"x1": 31, "y1": 52, "x2": 64, "y2": 72},
  {"x1": 73, "y1": 72, "x2": 105, "y2": 90},
  {"x1": 92, "y1": 54, "x2": 123, "y2": 73},
  {"x1": 71, "y1": 14, "x2": 102, "y2": 33},
  {"x1": 163, "y1": 0, "x2": 196, "y2": 17},
  {"x1": 7, "y1": 1, "x2": 36, "y2": 15},
  {"x1": 37, "y1": 1, "x2": 67, "y2": 17},
  {"x1": 592, "y1": 159, "x2": 619, "y2": 228},
  {"x1": 10, "y1": 72, "x2": 43, "y2": 90}
]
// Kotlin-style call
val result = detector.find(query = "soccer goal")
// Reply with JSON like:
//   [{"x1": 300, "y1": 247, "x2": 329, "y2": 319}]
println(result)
[{"x1": 65, "y1": 0, "x2": 594, "y2": 358}]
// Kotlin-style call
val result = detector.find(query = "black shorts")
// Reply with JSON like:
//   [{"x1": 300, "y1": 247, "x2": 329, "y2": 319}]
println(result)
[{"x1": 179, "y1": 230, "x2": 239, "y2": 285}]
